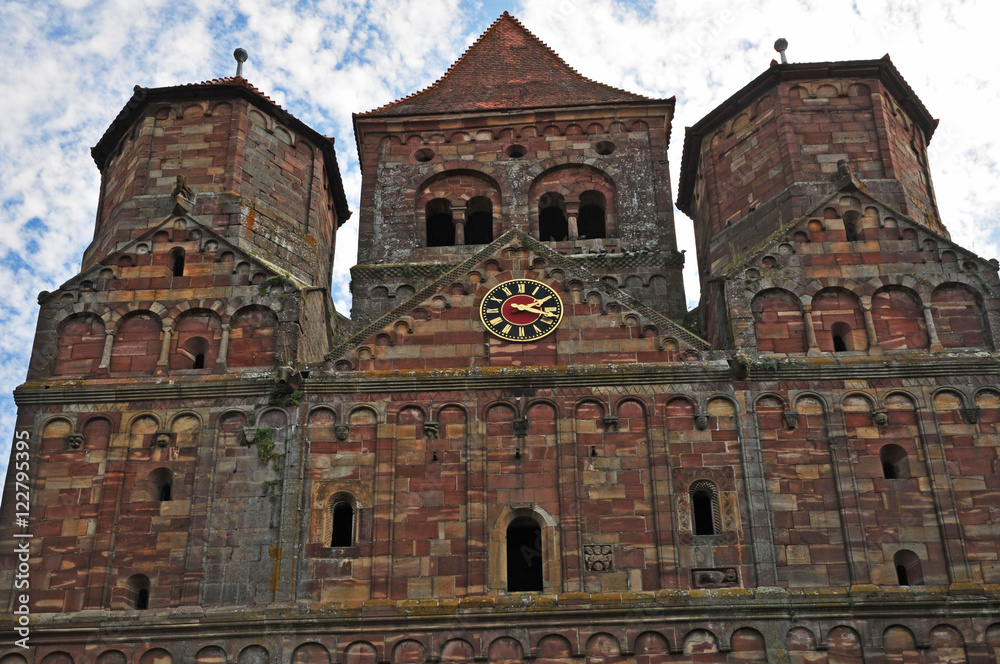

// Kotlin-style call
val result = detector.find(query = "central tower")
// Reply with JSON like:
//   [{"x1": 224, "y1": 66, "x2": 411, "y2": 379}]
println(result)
[{"x1": 350, "y1": 12, "x2": 686, "y2": 326}]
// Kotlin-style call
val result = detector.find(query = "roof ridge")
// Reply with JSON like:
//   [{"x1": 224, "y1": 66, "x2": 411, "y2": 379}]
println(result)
[{"x1": 358, "y1": 12, "x2": 652, "y2": 118}]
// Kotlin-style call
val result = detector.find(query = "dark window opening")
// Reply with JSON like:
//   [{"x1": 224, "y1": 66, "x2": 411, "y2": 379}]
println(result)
[
  {"x1": 578, "y1": 190, "x2": 606, "y2": 239},
  {"x1": 895, "y1": 565, "x2": 909, "y2": 586},
  {"x1": 880, "y1": 444, "x2": 909, "y2": 479},
  {"x1": 171, "y1": 249, "x2": 185, "y2": 277},
  {"x1": 181, "y1": 336, "x2": 210, "y2": 370},
  {"x1": 507, "y1": 517, "x2": 543, "y2": 592},
  {"x1": 135, "y1": 588, "x2": 149, "y2": 610},
  {"x1": 426, "y1": 198, "x2": 454, "y2": 247},
  {"x1": 465, "y1": 196, "x2": 493, "y2": 245},
  {"x1": 692, "y1": 490, "x2": 716, "y2": 535},
  {"x1": 893, "y1": 550, "x2": 923, "y2": 586},
  {"x1": 331, "y1": 501, "x2": 354, "y2": 547},
  {"x1": 844, "y1": 211, "x2": 860, "y2": 242},
  {"x1": 150, "y1": 468, "x2": 173, "y2": 504},
  {"x1": 538, "y1": 192, "x2": 567, "y2": 241},
  {"x1": 831, "y1": 322, "x2": 852, "y2": 352},
  {"x1": 844, "y1": 221, "x2": 858, "y2": 242}
]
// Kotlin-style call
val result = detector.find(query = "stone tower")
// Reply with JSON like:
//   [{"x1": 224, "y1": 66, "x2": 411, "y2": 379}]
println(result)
[
  {"x1": 350, "y1": 12, "x2": 685, "y2": 326},
  {"x1": 3, "y1": 16, "x2": 1000, "y2": 664}
]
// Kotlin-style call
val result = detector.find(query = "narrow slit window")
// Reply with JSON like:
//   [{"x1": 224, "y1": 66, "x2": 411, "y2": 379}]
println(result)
[
  {"x1": 538, "y1": 192, "x2": 567, "y2": 242},
  {"x1": 171, "y1": 248, "x2": 185, "y2": 277}
]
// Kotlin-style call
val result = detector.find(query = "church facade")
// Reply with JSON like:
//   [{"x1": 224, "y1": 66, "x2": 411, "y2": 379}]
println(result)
[{"x1": 3, "y1": 13, "x2": 1000, "y2": 663}]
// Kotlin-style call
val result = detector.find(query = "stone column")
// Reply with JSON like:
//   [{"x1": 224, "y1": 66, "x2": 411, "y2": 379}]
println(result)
[
  {"x1": 157, "y1": 324, "x2": 173, "y2": 366},
  {"x1": 802, "y1": 305, "x2": 820, "y2": 354},
  {"x1": 567, "y1": 214, "x2": 579, "y2": 241},
  {"x1": 217, "y1": 323, "x2": 231, "y2": 366},
  {"x1": 861, "y1": 304, "x2": 880, "y2": 353},
  {"x1": 453, "y1": 206, "x2": 466, "y2": 245},
  {"x1": 923, "y1": 304, "x2": 944, "y2": 350},
  {"x1": 98, "y1": 330, "x2": 115, "y2": 369}
]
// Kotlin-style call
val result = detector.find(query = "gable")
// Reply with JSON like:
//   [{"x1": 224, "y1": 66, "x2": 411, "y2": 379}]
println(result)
[
  {"x1": 327, "y1": 231, "x2": 709, "y2": 373},
  {"x1": 720, "y1": 186, "x2": 997, "y2": 282},
  {"x1": 358, "y1": 13, "x2": 653, "y2": 118},
  {"x1": 51, "y1": 214, "x2": 291, "y2": 300}
]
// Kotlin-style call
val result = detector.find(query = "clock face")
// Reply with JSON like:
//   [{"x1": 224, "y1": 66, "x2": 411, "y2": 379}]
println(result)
[{"x1": 480, "y1": 279, "x2": 564, "y2": 342}]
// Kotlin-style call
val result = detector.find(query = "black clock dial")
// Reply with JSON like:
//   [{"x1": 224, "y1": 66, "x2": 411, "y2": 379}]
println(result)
[{"x1": 480, "y1": 279, "x2": 563, "y2": 342}]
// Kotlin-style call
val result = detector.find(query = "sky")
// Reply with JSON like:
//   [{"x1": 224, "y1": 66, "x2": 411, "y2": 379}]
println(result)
[{"x1": 1, "y1": 0, "x2": 998, "y2": 483}]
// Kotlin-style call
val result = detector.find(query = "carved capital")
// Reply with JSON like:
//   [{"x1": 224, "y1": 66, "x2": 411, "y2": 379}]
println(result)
[
  {"x1": 963, "y1": 406, "x2": 981, "y2": 424},
  {"x1": 783, "y1": 409, "x2": 798, "y2": 430},
  {"x1": 583, "y1": 544, "x2": 614, "y2": 572},
  {"x1": 694, "y1": 413, "x2": 709, "y2": 431},
  {"x1": 334, "y1": 424, "x2": 351, "y2": 441},
  {"x1": 154, "y1": 430, "x2": 172, "y2": 448},
  {"x1": 66, "y1": 433, "x2": 84, "y2": 450},
  {"x1": 602, "y1": 414, "x2": 619, "y2": 431},
  {"x1": 512, "y1": 417, "x2": 529, "y2": 437},
  {"x1": 423, "y1": 420, "x2": 440, "y2": 439},
  {"x1": 872, "y1": 409, "x2": 889, "y2": 427}
]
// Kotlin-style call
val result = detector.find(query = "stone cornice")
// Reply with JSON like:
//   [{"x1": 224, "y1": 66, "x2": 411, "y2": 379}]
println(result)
[{"x1": 13, "y1": 355, "x2": 998, "y2": 405}]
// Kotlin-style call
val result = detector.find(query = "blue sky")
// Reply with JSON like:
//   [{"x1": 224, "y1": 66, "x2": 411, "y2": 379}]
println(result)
[{"x1": 1, "y1": 0, "x2": 998, "y2": 486}]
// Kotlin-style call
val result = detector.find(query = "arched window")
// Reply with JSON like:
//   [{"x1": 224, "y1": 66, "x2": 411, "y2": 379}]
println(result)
[
  {"x1": 426, "y1": 198, "x2": 454, "y2": 247},
  {"x1": 880, "y1": 444, "x2": 909, "y2": 479},
  {"x1": 465, "y1": 196, "x2": 494, "y2": 245},
  {"x1": 180, "y1": 336, "x2": 209, "y2": 370},
  {"x1": 171, "y1": 248, "x2": 185, "y2": 277},
  {"x1": 330, "y1": 495, "x2": 355, "y2": 547},
  {"x1": 506, "y1": 516, "x2": 543, "y2": 592},
  {"x1": 893, "y1": 550, "x2": 923, "y2": 586},
  {"x1": 831, "y1": 322, "x2": 852, "y2": 352},
  {"x1": 150, "y1": 468, "x2": 173, "y2": 502},
  {"x1": 690, "y1": 480, "x2": 721, "y2": 536},
  {"x1": 125, "y1": 574, "x2": 150, "y2": 610},
  {"x1": 843, "y1": 211, "x2": 860, "y2": 242},
  {"x1": 538, "y1": 192, "x2": 567, "y2": 242},
  {"x1": 578, "y1": 190, "x2": 606, "y2": 239}
]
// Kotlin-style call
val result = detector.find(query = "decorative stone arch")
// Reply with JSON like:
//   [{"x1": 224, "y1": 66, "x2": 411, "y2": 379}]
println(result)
[
  {"x1": 793, "y1": 391, "x2": 832, "y2": 415},
  {"x1": 532, "y1": 633, "x2": 576, "y2": 660},
  {"x1": 342, "y1": 642, "x2": 381, "y2": 664},
  {"x1": 870, "y1": 284, "x2": 929, "y2": 350},
  {"x1": 414, "y1": 168, "x2": 503, "y2": 248},
  {"x1": 53, "y1": 311, "x2": 107, "y2": 376},
  {"x1": 838, "y1": 391, "x2": 878, "y2": 413},
  {"x1": 489, "y1": 505, "x2": 561, "y2": 594},
  {"x1": 810, "y1": 286, "x2": 868, "y2": 353},
  {"x1": 168, "y1": 307, "x2": 222, "y2": 371},
  {"x1": 528, "y1": 163, "x2": 618, "y2": 241},
  {"x1": 438, "y1": 638, "x2": 477, "y2": 663},
  {"x1": 751, "y1": 287, "x2": 807, "y2": 354},
  {"x1": 681, "y1": 629, "x2": 721, "y2": 656},
  {"x1": 753, "y1": 391, "x2": 791, "y2": 412},
  {"x1": 880, "y1": 388, "x2": 921, "y2": 411},
  {"x1": 228, "y1": 304, "x2": 279, "y2": 368},
  {"x1": 585, "y1": 633, "x2": 623, "y2": 660},
  {"x1": 931, "y1": 281, "x2": 990, "y2": 348},
  {"x1": 389, "y1": 639, "x2": 426, "y2": 664}
]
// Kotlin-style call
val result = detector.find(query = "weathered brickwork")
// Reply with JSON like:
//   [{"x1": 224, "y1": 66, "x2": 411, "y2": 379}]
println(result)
[{"x1": 3, "y1": 11, "x2": 1000, "y2": 664}]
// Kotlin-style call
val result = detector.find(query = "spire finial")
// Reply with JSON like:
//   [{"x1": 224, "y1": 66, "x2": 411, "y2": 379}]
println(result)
[
  {"x1": 774, "y1": 38, "x2": 788, "y2": 64},
  {"x1": 234, "y1": 48, "x2": 249, "y2": 77}
]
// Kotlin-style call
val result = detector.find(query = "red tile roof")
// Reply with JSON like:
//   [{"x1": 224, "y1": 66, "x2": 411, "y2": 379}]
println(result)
[{"x1": 359, "y1": 12, "x2": 653, "y2": 117}]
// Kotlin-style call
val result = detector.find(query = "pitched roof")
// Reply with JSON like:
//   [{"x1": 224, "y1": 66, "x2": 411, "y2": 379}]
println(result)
[
  {"x1": 359, "y1": 12, "x2": 653, "y2": 117},
  {"x1": 91, "y1": 77, "x2": 351, "y2": 225}
]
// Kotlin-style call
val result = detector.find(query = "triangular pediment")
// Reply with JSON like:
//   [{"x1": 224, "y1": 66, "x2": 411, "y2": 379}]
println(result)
[
  {"x1": 327, "y1": 231, "x2": 710, "y2": 373},
  {"x1": 719, "y1": 183, "x2": 997, "y2": 280},
  {"x1": 358, "y1": 13, "x2": 654, "y2": 118},
  {"x1": 54, "y1": 214, "x2": 290, "y2": 297}
]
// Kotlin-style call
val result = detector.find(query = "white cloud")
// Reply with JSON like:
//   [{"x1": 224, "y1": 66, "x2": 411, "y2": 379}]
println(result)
[{"x1": 1, "y1": 0, "x2": 997, "y2": 487}]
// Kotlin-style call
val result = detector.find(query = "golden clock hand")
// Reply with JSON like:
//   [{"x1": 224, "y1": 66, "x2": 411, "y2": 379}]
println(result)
[
  {"x1": 512, "y1": 303, "x2": 556, "y2": 317},
  {"x1": 531, "y1": 295, "x2": 552, "y2": 306}
]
